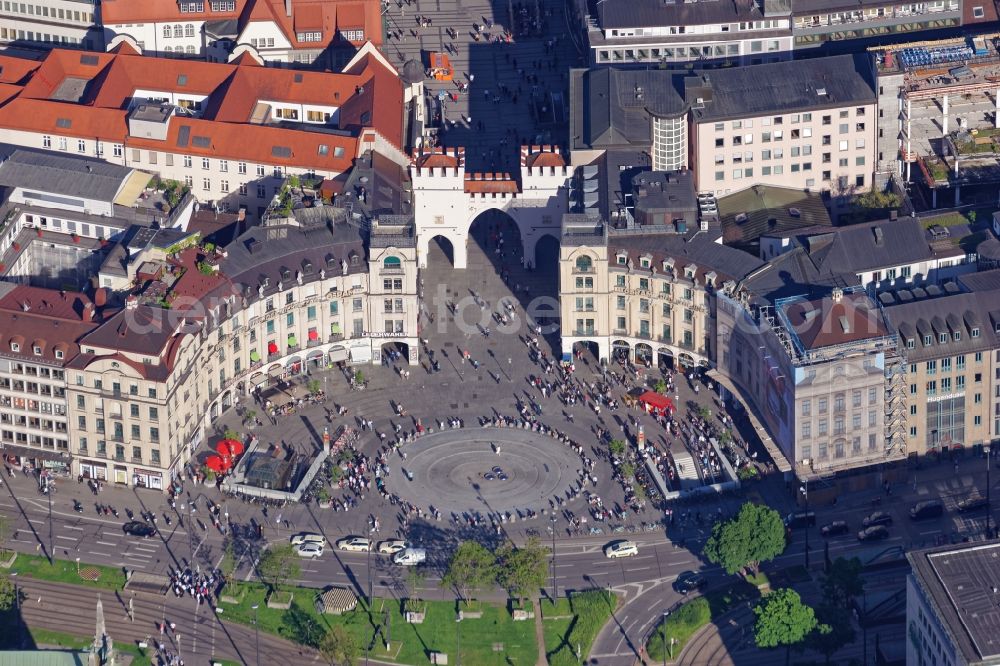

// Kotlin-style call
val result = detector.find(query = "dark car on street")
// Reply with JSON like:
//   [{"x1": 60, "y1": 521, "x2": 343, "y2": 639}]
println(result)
[
  {"x1": 862, "y1": 511, "x2": 893, "y2": 528},
  {"x1": 909, "y1": 500, "x2": 944, "y2": 520},
  {"x1": 820, "y1": 520, "x2": 849, "y2": 537},
  {"x1": 957, "y1": 496, "x2": 989, "y2": 513},
  {"x1": 857, "y1": 525, "x2": 890, "y2": 542},
  {"x1": 673, "y1": 571, "x2": 708, "y2": 594},
  {"x1": 123, "y1": 521, "x2": 156, "y2": 538}
]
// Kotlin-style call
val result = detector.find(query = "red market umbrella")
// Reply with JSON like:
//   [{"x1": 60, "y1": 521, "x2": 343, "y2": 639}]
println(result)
[
  {"x1": 217, "y1": 439, "x2": 244, "y2": 457},
  {"x1": 204, "y1": 455, "x2": 227, "y2": 473}
]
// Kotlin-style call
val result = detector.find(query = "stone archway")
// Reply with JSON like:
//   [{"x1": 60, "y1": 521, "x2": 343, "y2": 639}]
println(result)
[
  {"x1": 468, "y1": 209, "x2": 523, "y2": 270},
  {"x1": 428, "y1": 235, "x2": 456, "y2": 267},
  {"x1": 635, "y1": 342, "x2": 653, "y2": 363},
  {"x1": 533, "y1": 233, "x2": 560, "y2": 272},
  {"x1": 657, "y1": 347, "x2": 675, "y2": 370},
  {"x1": 612, "y1": 339, "x2": 631, "y2": 361}
]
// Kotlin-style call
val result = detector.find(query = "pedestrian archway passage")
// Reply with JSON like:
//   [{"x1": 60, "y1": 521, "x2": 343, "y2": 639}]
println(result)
[
  {"x1": 384, "y1": 428, "x2": 585, "y2": 515},
  {"x1": 533, "y1": 233, "x2": 560, "y2": 272},
  {"x1": 410, "y1": 145, "x2": 570, "y2": 269}
]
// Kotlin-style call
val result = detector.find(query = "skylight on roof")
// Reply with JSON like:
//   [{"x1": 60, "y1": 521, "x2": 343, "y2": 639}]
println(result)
[
  {"x1": 56, "y1": 118, "x2": 72, "y2": 128},
  {"x1": 80, "y1": 54, "x2": 99, "y2": 66},
  {"x1": 334, "y1": 146, "x2": 345, "y2": 157},
  {"x1": 192, "y1": 136, "x2": 211, "y2": 148},
  {"x1": 177, "y1": 74, "x2": 188, "y2": 86},
  {"x1": 318, "y1": 144, "x2": 329, "y2": 156},
  {"x1": 816, "y1": 87, "x2": 827, "y2": 96},
  {"x1": 272, "y1": 146, "x2": 292, "y2": 158}
]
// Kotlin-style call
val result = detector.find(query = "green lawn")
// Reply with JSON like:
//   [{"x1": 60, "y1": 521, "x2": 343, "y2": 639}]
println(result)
[
  {"x1": 542, "y1": 589, "x2": 617, "y2": 666},
  {"x1": 646, "y1": 579, "x2": 759, "y2": 662},
  {"x1": 219, "y1": 582, "x2": 538, "y2": 665},
  {"x1": 646, "y1": 597, "x2": 710, "y2": 662},
  {"x1": 8, "y1": 553, "x2": 127, "y2": 591}
]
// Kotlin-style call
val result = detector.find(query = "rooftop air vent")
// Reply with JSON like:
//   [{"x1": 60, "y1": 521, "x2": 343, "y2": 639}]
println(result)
[
  {"x1": 735, "y1": 213, "x2": 748, "y2": 224},
  {"x1": 816, "y1": 87, "x2": 827, "y2": 96},
  {"x1": 788, "y1": 207, "x2": 801, "y2": 218}
]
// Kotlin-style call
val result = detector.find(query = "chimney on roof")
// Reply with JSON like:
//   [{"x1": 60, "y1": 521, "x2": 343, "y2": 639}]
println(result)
[
  {"x1": 125, "y1": 295, "x2": 138, "y2": 310},
  {"x1": 285, "y1": 0, "x2": 292, "y2": 17},
  {"x1": 832, "y1": 287, "x2": 844, "y2": 303},
  {"x1": 82, "y1": 302, "x2": 95, "y2": 322},
  {"x1": 21, "y1": 300, "x2": 30, "y2": 312}
]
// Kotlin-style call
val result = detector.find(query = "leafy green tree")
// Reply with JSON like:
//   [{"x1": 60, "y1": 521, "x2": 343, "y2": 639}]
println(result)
[
  {"x1": 307, "y1": 379, "x2": 322, "y2": 394},
  {"x1": 698, "y1": 406, "x2": 712, "y2": 421},
  {"x1": 704, "y1": 503, "x2": 785, "y2": 575},
  {"x1": 608, "y1": 439, "x2": 626, "y2": 457},
  {"x1": 754, "y1": 588, "x2": 819, "y2": 665},
  {"x1": 811, "y1": 604, "x2": 855, "y2": 665},
  {"x1": 854, "y1": 188, "x2": 901, "y2": 210},
  {"x1": 496, "y1": 537, "x2": 549, "y2": 601},
  {"x1": 822, "y1": 557, "x2": 863, "y2": 608},
  {"x1": 0, "y1": 576, "x2": 16, "y2": 611},
  {"x1": 318, "y1": 625, "x2": 358, "y2": 666},
  {"x1": 406, "y1": 566, "x2": 426, "y2": 602},
  {"x1": 257, "y1": 542, "x2": 300, "y2": 592},
  {"x1": 653, "y1": 378, "x2": 667, "y2": 394},
  {"x1": 442, "y1": 541, "x2": 497, "y2": 602}
]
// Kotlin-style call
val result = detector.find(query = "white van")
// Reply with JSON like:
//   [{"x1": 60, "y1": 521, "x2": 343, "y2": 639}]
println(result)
[{"x1": 393, "y1": 547, "x2": 427, "y2": 566}]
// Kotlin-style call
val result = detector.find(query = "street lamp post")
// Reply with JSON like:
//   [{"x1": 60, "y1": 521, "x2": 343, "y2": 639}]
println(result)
[
  {"x1": 251, "y1": 604, "x2": 260, "y2": 666},
  {"x1": 549, "y1": 514, "x2": 557, "y2": 600},
  {"x1": 800, "y1": 484, "x2": 809, "y2": 569},
  {"x1": 986, "y1": 443, "x2": 992, "y2": 539},
  {"x1": 661, "y1": 611, "x2": 668, "y2": 666}
]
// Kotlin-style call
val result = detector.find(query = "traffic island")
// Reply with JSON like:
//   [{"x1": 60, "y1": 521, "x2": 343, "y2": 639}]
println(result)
[
  {"x1": 543, "y1": 590, "x2": 617, "y2": 666},
  {"x1": 646, "y1": 579, "x2": 759, "y2": 663}
]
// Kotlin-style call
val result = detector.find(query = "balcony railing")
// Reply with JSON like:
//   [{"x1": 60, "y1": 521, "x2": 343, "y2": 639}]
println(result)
[
  {"x1": 329, "y1": 333, "x2": 344, "y2": 343},
  {"x1": 574, "y1": 329, "x2": 597, "y2": 336},
  {"x1": 306, "y1": 338, "x2": 322, "y2": 348},
  {"x1": 131, "y1": 456, "x2": 143, "y2": 464},
  {"x1": 113, "y1": 454, "x2": 125, "y2": 463},
  {"x1": 268, "y1": 351, "x2": 281, "y2": 361}
]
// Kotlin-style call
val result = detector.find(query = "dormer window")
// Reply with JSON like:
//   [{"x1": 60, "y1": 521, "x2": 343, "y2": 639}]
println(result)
[
  {"x1": 939, "y1": 333, "x2": 947, "y2": 344},
  {"x1": 55, "y1": 350, "x2": 64, "y2": 360},
  {"x1": 923, "y1": 335, "x2": 932, "y2": 346},
  {"x1": 972, "y1": 327, "x2": 980, "y2": 338},
  {"x1": 906, "y1": 338, "x2": 914, "y2": 349},
  {"x1": 640, "y1": 258, "x2": 649, "y2": 268},
  {"x1": 953, "y1": 331, "x2": 961, "y2": 341},
  {"x1": 33, "y1": 346, "x2": 42, "y2": 355},
  {"x1": 10, "y1": 343, "x2": 19, "y2": 352},
  {"x1": 616, "y1": 254, "x2": 627, "y2": 265}
]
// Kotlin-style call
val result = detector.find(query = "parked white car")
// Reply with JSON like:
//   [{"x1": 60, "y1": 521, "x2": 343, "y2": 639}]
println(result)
[
  {"x1": 336, "y1": 536, "x2": 371, "y2": 552},
  {"x1": 392, "y1": 547, "x2": 427, "y2": 566},
  {"x1": 295, "y1": 542, "x2": 325, "y2": 559},
  {"x1": 290, "y1": 533, "x2": 325, "y2": 546},
  {"x1": 604, "y1": 540, "x2": 639, "y2": 559},
  {"x1": 377, "y1": 539, "x2": 409, "y2": 555}
]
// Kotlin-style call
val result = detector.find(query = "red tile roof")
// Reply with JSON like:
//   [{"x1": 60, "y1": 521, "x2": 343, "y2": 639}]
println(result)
[
  {"x1": 0, "y1": 47, "x2": 404, "y2": 170},
  {"x1": 0, "y1": 54, "x2": 42, "y2": 85},
  {"x1": 247, "y1": 0, "x2": 382, "y2": 48},
  {"x1": 101, "y1": 0, "x2": 245, "y2": 24},
  {"x1": 782, "y1": 293, "x2": 888, "y2": 351},
  {"x1": 0, "y1": 286, "x2": 99, "y2": 365},
  {"x1": 464, "y1": 173, "x2": 518, "y2": 194}
]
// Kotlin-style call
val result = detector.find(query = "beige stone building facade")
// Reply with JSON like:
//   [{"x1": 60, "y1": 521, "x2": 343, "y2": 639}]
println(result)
[
  {"x1": 11, "y1": 216, "x2": 418, "y2": 489},
  {"x1": 884, "y1": 283, "x2": 1000, "y2": 456},
  {"x1": 558, "y1": 215, "x2": 764, "y2": 367}
]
